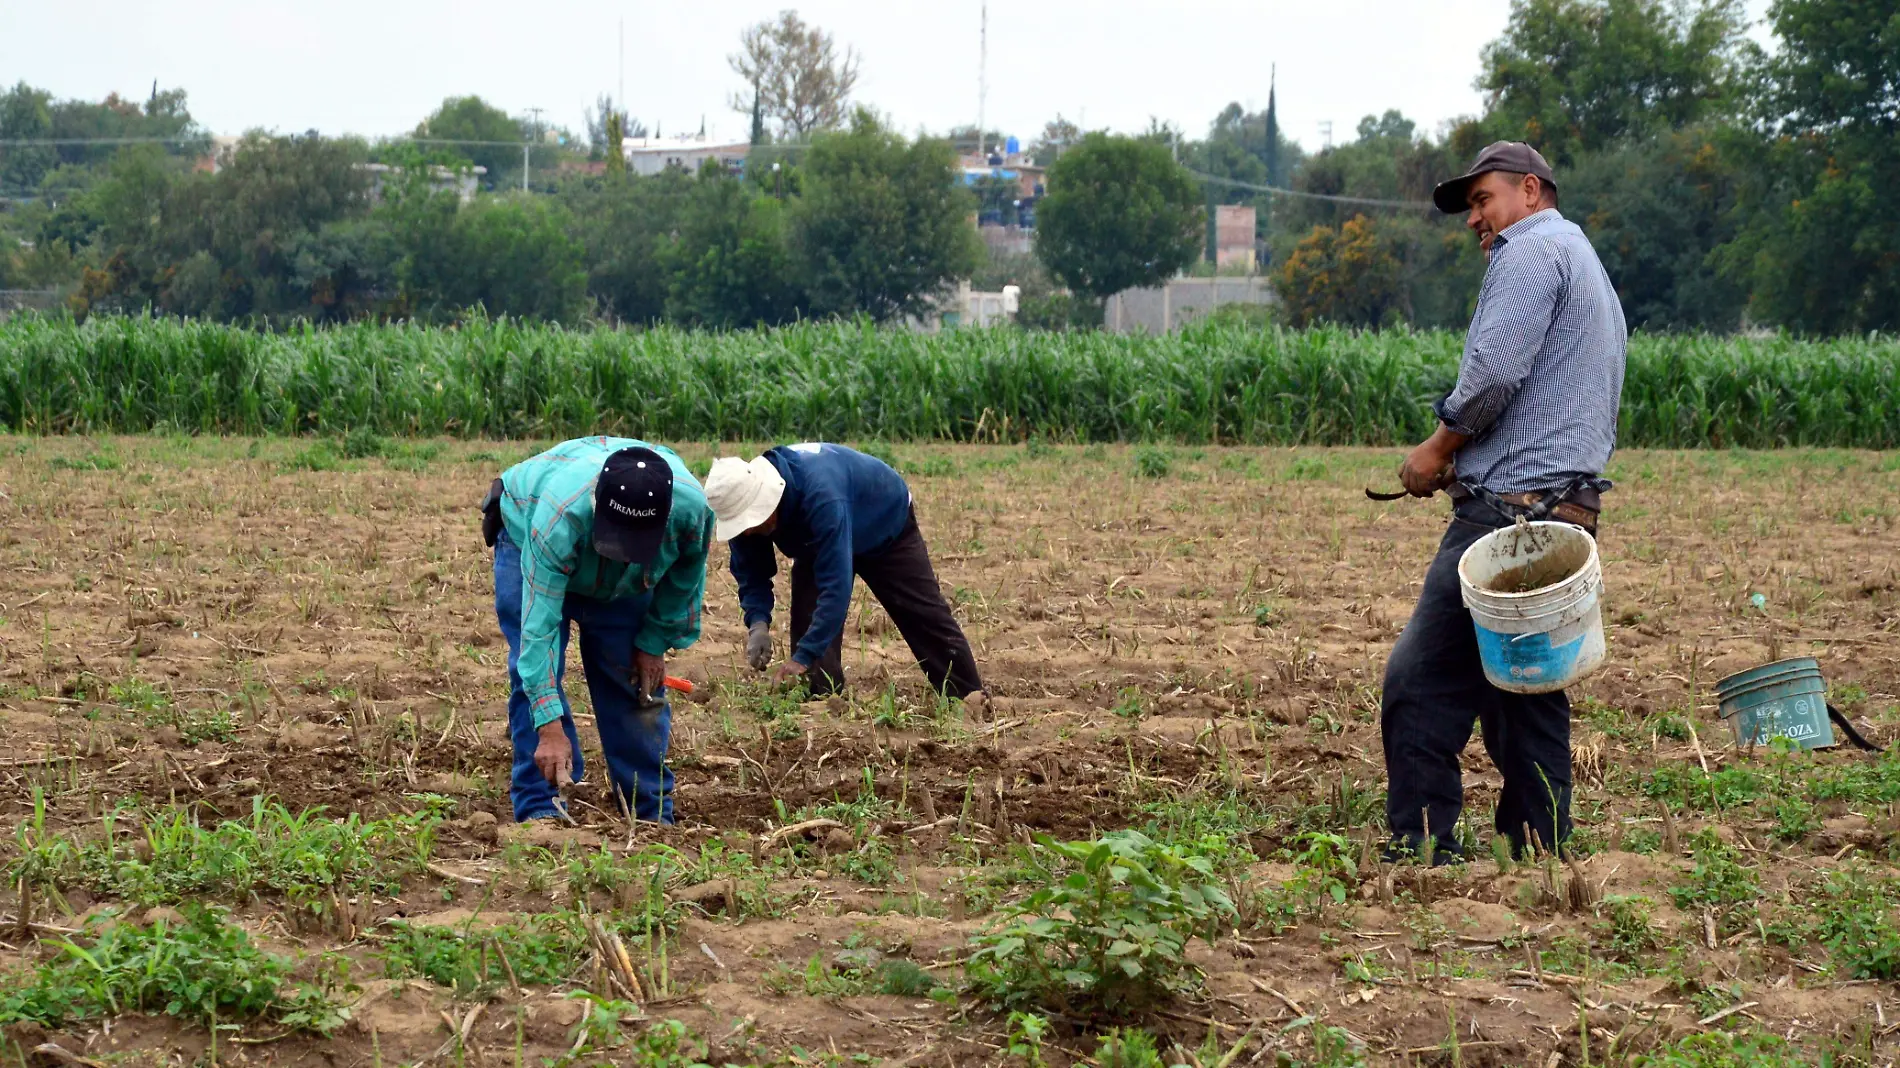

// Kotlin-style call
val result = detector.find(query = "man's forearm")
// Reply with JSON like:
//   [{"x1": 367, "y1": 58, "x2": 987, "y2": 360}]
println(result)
[
  {"x1": 1399, "y1": 424, "x2": 1472, "y2": 497},
  {"x1": 1421, "y1": 424, "x2": 1470, "y2": 460}
]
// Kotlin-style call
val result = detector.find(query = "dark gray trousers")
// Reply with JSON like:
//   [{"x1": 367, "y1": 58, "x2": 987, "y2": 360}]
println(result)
[
  {"x1": 1381, "y1": 504, "x2": 1577, "y2": 859},
  {"x1": 788, "y1": 509, "x2": 983, "y2": 701}
]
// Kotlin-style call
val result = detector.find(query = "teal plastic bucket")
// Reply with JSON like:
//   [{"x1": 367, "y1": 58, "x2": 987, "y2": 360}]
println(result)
[{"x1": 1715, "y1": 657, "x2": 1834, "y2": 749}]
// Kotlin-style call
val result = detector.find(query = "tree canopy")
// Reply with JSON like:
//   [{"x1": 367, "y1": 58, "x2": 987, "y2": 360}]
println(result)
[
  {"x1": 728, "y1": 11, "x2": 860, "y2": 140},
  {"x1": 791, "y1": 111, "x2": 979, "y2": 321},
  {"x1": 1034, "y1": 133, "x2": 1203, "y2": 301}
]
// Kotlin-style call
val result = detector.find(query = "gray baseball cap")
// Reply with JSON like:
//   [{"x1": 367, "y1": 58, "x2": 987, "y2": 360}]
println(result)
[{"x1": 1432, "y1": 141, "x2": 1557, "y2": 214}]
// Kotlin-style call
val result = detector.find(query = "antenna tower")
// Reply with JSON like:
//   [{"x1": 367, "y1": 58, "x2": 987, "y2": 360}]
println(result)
[{"x1": 977, "y1": 2, "x2": 988, "y2": 156}]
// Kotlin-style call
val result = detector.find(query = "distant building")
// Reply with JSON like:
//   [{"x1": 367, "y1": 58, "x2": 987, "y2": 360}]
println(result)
[
  {"x1": 1104, "y1": 277, "x2": 1277, "y2": 334},
  {"x1": 959, "y1": 155, "x2": 1046, "y2": 202},
  {"x1": 193, "y1": 135, "x2": 244, "y2": 174},
  {"x1": 358, "y1": 163, "x2": 485, "y2": 204},
  {"x1": 621, "y1": 136, "x2": 750, "y2": 177},
  {"x1": 960, "y1": 143, "x2": 1045, "y2": 230},
  {"x1": 1215, "y1": 205, "x2": 1257, "y2": 271},
  {"x1": 907, "y1": 281, "x2": 1021, "y2": 333}
]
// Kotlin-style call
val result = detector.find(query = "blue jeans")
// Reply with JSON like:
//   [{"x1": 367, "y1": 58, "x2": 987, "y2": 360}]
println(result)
[{"x1": 494, "y1": 532, "x2": 674, "y2": 824}]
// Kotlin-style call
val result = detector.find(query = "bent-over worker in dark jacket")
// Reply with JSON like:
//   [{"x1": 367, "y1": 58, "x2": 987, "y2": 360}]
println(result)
[{"x1": 705, "y1": 444, "x2": 987, "y2": 714}]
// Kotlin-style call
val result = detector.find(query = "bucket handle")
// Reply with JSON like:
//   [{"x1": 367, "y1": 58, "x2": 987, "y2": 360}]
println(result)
[{"x1": 1830, "y1": 704, "x2": 1884, "y2": 752}]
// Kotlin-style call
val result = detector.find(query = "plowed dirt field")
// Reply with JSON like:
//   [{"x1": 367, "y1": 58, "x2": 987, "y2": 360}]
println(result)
[{"x1": 1, "y1": 438, "x2": 1896, "y2": 1066}]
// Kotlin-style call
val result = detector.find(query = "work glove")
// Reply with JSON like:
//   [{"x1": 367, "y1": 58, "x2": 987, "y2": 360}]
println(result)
[{"x1": 745, "y1": 622, "x2": 772, "y2": 671}]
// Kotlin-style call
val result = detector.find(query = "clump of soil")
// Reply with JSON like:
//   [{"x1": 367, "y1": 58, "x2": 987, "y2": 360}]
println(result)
[{"x1": 1486, "y1": 540, "x2": 1590, "y2": 593}]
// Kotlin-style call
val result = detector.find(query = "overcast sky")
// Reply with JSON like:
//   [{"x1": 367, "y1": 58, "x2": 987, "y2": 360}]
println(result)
[{"x1": 4, "y1": 0, "x2": 1775, "y2": 153}]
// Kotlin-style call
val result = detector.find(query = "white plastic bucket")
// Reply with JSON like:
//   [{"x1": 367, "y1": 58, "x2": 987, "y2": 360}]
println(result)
[{"x1": 1456, "y1": 521, "x2": 1606, "y2": 694}]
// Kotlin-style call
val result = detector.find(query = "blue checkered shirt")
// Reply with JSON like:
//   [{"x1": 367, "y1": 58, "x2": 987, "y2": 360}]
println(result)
[{"x1": 1435, "y1": 209, "x2": 1627, "y2": 494}]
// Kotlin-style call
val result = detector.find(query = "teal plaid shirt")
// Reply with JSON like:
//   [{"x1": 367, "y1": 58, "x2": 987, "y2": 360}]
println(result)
[{"x1": 499, "y1": 438, "x2": 713, "y2": 726}]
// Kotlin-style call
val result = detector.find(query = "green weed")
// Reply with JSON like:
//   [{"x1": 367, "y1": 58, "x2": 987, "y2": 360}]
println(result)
[
  {"x1": 282, "y1": 442, "x2": 342, "y2": 471},
  {"x1": 48, "y1": 450, "x2": 122, "y2": 471},
  {"x1": 1597, "y1": 895, "x2": 1661, "y2": 963},
  {"x1": 965, "y1": 830, "x2": 1236, "y2": 1016},
  {"x1": 1094, "y1": 1028, "x2": 1166, "y2": 1068},
  {"x1": 1005, "y1": 1012, "x2": 1050, "y2": 1068},
  {"x1": 339, "y1": 426, "x2": 390, "y2": 458},
  {"x1": 378, "y1": 915, "x2": 584, "y2": 993},
  {"x1": 1633, "y1": 1030, "x2": 1806, "y2": 1067},
  {"x1": 0, "y1": 905, "x2": 347, "y2": 1033},
  {"x1": 1670, "y1": 834, "x2": 1758, "y2": 936},
  {"x1": 8, "y1": 797, "x2": 440, "y2": 909}
]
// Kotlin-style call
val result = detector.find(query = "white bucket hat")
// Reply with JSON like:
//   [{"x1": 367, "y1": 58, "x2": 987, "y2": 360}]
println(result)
[{"x1": 705, "y1": 456, "x2": 787, "y2": 542}]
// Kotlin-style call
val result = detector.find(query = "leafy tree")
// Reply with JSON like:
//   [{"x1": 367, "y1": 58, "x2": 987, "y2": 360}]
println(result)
[
  {"x1": 1, "y1": 82, "x2": 203, "y2": 193},
  {"x1": 285, "y1": 217, "x2": 396, "y2": 323},
  {"x1": 0, "y1": 82, "x2": 55, "y2": 194},
  {"x1": 1562, "y1": 128, "x2": 1748, "y2": 330},
  {"x1": 382, "y1": 187, "x2": 586, "y2": 322},
  {"x1": 790, "y1": 111, "x2": 978, "y2": 321},
  {"x1": 163, "y1": 134, "x2": 370, "y2": 319},
  {"x1": 1257, "y1": 111, "x2": 1483, "y2": 326},
  {"x1": 584, "y1": 94, "x2": 647, "y2": 162},
  {"x1": 664, "y1": 164, "x2": 803, "y2": 328},
  {"x1": 1717, "y1": 0, "x2": 1900, "y2": 332},
  {"x1": 1479, "y1": 0, "x2": 1749, "y2": 164},
  {"x1": 61, "y1": 147, "x2": 178, "y2": 313},
  {"x1": 1204, "y1": 100, "x2": 1305, "y2": 189},
  {"x1": 67, "y1": 134, "x2": 369, "y2": 321},
  {"x1": 443, "y1": 195, "x2": 588, "y2": 320},
  {"x1": 414, "y1": 96, "x2": 522, "y2": 187},
  {"x1": 1029, "y1": 115, "x2": 1081, "y2": 167},
  {"x1": 728, "y1": 11, "x2": 860, "y2": 140},
  {"x1": 1273, "y1": 214, "x2": 1408, "y2": 327},
  {"x1": 559, "y1": 168, "x2": 695, "y2": 322},
  {"x1": 1034, "y1": 132, "x2": 1202, "y2": 301}
]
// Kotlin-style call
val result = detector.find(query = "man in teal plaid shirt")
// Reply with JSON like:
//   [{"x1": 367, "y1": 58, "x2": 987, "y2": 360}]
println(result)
[{"x1": 483, "y1": 438, "x2": 713, "y2": 824}]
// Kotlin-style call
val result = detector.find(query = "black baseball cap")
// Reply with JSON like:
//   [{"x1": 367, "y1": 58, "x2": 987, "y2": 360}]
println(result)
[
  {"x1": 1432, "y1": 141, "x2": 1557, "y2": 214},
  {"x1": 593, "y1": 447, "x2": 673, "y2": 565}
]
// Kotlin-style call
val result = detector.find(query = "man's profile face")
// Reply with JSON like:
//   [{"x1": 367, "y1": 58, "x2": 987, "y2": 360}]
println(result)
[
  {"x1": 743, "y1": 510, "x2": 779, "y2": 538},
  {"x1": 1464, "y1": 171, "x2": 1544, "y2": 253}
]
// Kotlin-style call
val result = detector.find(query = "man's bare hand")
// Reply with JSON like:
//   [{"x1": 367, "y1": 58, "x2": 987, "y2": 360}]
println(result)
[
  {"x1": 772, "y1": 660, "x2": 808, "y2": 687},
  {"x1": 633, "y1": 649, "x2": 666, "y2": 700},
  {"x1": 1399, "y1": 440, "x2": 1457, "y2": 498},
  {"x1": 533, "y1": 720, "x2": 575, "y2": 786}
]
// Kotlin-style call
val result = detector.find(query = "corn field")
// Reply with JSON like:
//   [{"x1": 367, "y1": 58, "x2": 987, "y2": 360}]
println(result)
[{"x1": 1, "y1": 314, "x2": 1895, "y2": 447}]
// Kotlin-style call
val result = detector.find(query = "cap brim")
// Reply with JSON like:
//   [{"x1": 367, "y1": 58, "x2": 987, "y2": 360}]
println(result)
[
  {"x1": 1432, "y1": 172, "x2": 1479, "y2": 214},
  {"x1": 593, "y1": 519, "x2": 666, "y2": 565},
  {"x1": 713, "y1": 480, "x2": 785, "y2": 542}
]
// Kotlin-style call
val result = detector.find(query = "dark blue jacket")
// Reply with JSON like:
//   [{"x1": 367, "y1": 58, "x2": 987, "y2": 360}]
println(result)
[{"x1": 729, "y1": 443, "x2": 913, "y2": 666}]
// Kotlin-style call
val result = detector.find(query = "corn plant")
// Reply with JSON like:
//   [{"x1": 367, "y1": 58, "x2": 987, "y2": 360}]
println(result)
[{"x1": 4, "y1": 314, "x2": 1894, "y2": 447}]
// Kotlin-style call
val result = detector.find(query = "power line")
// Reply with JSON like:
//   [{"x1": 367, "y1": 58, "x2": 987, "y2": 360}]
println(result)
[
  {"x1": 0, "y1": 136, "x2": 203, "y2": 146},
  {"x1": 0, "y1": 136, "x2": 540, "y2": 148},
  {"x1": 1188, "y1": 170, "x2": 1435, "y2": 210}
]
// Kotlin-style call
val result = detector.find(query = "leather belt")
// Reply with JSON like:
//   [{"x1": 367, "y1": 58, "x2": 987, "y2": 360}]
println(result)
[{"x1": 1447, "y1": 482, "x2": 1601, "y2": 532}]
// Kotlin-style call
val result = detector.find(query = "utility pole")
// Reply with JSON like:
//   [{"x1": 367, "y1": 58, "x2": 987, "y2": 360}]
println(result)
[
  {"x1": 618, "y1": 19, "x2": 626, "y2": 121},
  {"x1": 523, "y1": 106, "x2": 544, "y2": 191},
  {"x1": 1318, "y1": 120, "x2": 1334, "y2": 151}
]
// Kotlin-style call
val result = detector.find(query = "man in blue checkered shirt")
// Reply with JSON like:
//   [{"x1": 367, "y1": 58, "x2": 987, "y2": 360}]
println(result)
[{"x1": 1381, "y1": 142, "x2": 1627, "y2": 865}]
